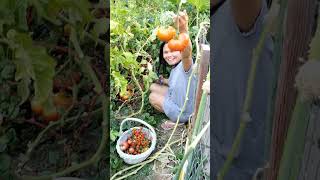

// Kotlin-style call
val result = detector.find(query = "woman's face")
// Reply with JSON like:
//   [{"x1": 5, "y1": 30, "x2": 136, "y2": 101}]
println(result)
[{"x1": 163, "y1": 44, "x2": 182, "y2": 65}]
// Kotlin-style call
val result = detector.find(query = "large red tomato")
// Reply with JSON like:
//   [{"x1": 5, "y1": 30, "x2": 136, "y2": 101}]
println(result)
[
  {"x1": 168, "y1": 33, "x2": 190, "y2": 51},
  {"x1": 156, "y1": 26, "x2": 176, "y2": 42}
]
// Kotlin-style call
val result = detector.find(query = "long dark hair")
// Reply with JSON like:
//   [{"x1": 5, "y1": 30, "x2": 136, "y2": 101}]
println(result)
[
  {"x1": 157, "y1": 42, "x2": 168, "y2": 76},
  {"x1": 210, "y1": 0, "x2": 227, "y2": 16}
]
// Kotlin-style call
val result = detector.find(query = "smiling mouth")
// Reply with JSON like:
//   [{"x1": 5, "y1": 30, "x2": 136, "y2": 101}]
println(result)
[{"x1": 168, "y1": 57, "x2": 175, "y2": 62}]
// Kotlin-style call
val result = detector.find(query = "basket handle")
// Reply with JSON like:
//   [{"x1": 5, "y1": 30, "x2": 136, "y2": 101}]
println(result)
[{"x1": 119, "y1": 118, "x2": 156, "y2": 136}]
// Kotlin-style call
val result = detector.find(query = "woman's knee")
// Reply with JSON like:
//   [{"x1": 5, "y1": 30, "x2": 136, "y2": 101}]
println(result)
[
  {"x1": 149, "y1": 93, "x2": 157, "y2": 105},
  {"x1": 149, "y1": 93, "x2": 165, "y2": 112},
  {"x1": 150, "y1": 83, "x2": 158, "y2": 92}
]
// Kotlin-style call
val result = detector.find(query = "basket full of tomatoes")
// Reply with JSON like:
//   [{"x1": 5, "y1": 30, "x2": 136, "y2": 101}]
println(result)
[{"x1": 116, "y1": 118, "x2": 157, "y2": 164}]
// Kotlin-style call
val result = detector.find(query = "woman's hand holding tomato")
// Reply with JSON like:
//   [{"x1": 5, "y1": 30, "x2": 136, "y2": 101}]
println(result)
[
  {"x1": 180, "y1": 36, "x2": 192, "y2": 59},
  {"x1": 173, "y1": 10, "x2": 189, "y2": 33}
]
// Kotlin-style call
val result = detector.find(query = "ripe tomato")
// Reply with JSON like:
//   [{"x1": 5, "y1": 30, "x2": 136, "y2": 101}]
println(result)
[
  {"x1": 53, "y1": 92, "x2": 73, "y2": 110},
  {"x1": 120, "y1": 145, "x2": 127, "y2": 151},
  {"x1": 127, "y1": 139, "x2": 132, "y2": 146},
  {"x1": 120, "y1": 90, "x2": 133, "y2": 101},
  {"x1": 31, "y1": 101, "x2": 43, "y2": 116},
  {"x1": 168, "y1": 33, "x2": 190, "y2": 51},
  {"x1": 157, "y1": 26, "x2": 176, "y2": 42},
  {"x1": 43, "y1": 111, "x2": 60, "y2": 123},
  {"x1": 129, "y1": 147, "x2": 135, "y2": 154},
  {"x1": 64, "y1": 24, "x2": 71, "y2": 37},
  {"x1": 121, "y1": 141, "x2": 129, "y2": 151}
]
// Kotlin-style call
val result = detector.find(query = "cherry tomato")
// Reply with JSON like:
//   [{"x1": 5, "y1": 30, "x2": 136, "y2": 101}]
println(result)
[
  {"x1": 64, "y1": 24, "x2": 71, "y2": 37},
  {"x1": 157, "y1": 26, "x2": 176, "y2": 42},
  {"x1": 122, "y1": 141, "x2": 129, "y2": 150},
  {"x1": 129, "y1": 147, "x2": 135, "y2": 154},
  {"x1": 120, "y1": 145, "x2": 127, "y2": 151},
  {"x1": 43, "y1": 111, "x2": 60, "y2": 123},
  {"x1": 31, "y1": 101, "x2": 43, "y2": 116},
  {"x1": 120, "y1": 90, "x2": 133, "y2": 101},
  {"x1": 127, "y1": 139, "x2": 132, "y2": 146},
  {"x1": 53, "y1": 92, "x2": 73, "y2": 110}
]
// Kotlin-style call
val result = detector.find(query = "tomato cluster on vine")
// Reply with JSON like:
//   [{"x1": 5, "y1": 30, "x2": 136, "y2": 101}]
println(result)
[
  {"x1": 156, "y1": 26, "x2": 190, "y2": 51},
  {"x1": 120, "y1": 127, "x2": 151, "y2": 155}
]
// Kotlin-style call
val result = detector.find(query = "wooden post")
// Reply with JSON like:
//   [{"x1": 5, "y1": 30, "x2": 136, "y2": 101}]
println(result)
[
  {"x1": 191, "y1": 44, "x2": 210, "y2": 130},
  {"x1": 267, "y1": 0, "x2": 316, "y2": 179}
]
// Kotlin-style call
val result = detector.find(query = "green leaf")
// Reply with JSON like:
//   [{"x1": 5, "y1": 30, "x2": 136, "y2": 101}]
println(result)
[
  {"x1": 0, "y1": 129, "x2": 16, "y2": 153},
  {"x1": 0, "y1": 0, "x2": 16, "y2": 34},
  {"x1": 16, "y1": 0, "x2": 28, "y2": 31},
  {"x1": 110, "y1": 20, "x2": 119, "y2": 32},
  {"x1": 0, "y1": 153, "x2": 11, "y2": 173},
  {"x1": 122, "y1": 52, "x2": 139, "y2": 70},
  {"x1": 188, "y1": 0, "x2": 209, "y2": 12},
  {"x1": 29, "y1": 0, "x2": 61, "y2": 25},
  {"x1": 92, "y1": 18, "x2": 109, "y2": 38},
  {"x1": 0, "y1": 63, "x2": 14, "y2": 80},
  {"x1": 111, "y1": 71, "x2": 128, "y2": 96},
  {"x1": 110, "y1": 129, "x2": 119, "y2": 142},
  {"x1": 70, "y1": 27, "x2": 84, "y2": 58},
  {"x1": 48, "y1": 151, "x2": 59, "y2": 165},
  {"x1": 309, "y1": 8, "x2": 320, "y2": 60},
  {"x1": 17, "y1": 78, "x2": 30, "y2": 105},
  {"x1": 32, "y1": 0, "x2": 92, "y2": 25},
  {"x1": 0, "y1": 142, "x2": 7, "y2": 153},
  {"x1": 167, "y1": 0, "x2": 180, "y2": 5},
  {"x1": 12, "y1": 33, "x2": 56, "y2": 104}
]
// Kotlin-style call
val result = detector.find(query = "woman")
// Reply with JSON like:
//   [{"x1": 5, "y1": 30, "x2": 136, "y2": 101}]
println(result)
[
  {"x1": 211, "y1": 0, "x2": 274, "y2": 179},
  {"x1": 149, "y1": 11, "x2": 198, "y2": 130}
]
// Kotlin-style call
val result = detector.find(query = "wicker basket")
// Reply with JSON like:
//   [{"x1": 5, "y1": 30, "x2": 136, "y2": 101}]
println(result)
[{"x1": 116, "y1": 118, "x2": 157, "y2": 164}]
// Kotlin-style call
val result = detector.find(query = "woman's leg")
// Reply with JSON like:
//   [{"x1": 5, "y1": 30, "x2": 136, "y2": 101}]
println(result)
[
  {"x1": 149, "y1": 83, "x2": 168, "y2": 112},
  {"x1": 150, "y1": 83, "x2": 168, "y2": 96},
  {"x1": 149, "y1": 92, "x2": 165, "y2": 113}
]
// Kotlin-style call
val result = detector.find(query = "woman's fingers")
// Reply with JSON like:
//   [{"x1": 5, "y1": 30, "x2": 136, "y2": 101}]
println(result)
[{"x1": 173, "y1": 10, "x2": 188, "y2": 24}]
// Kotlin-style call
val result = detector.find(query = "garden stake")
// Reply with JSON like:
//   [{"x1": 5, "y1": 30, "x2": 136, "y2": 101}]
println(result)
[
  {"x1": 264, "y1": 0, "x2": 287, "y2": 162},
  {"x1": 278, "y1": 7, "x2": 320, "y2": 179}
]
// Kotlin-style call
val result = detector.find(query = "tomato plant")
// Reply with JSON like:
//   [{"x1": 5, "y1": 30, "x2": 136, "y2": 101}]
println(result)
[{"x1": 0, "y1": 0, "x2": 108, "y2": 179}]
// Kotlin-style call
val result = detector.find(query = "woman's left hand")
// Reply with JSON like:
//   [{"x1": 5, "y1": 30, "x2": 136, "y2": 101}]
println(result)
[
  {"x1": 181, "y1": 39, "x2": 192, "y2": 59},
  {"x1": 174, "y1": 10, "x2": 189, "y2": 33}
]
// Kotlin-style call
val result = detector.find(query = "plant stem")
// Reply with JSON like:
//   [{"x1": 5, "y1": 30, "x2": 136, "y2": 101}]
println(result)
[
  {"x1": 175, "y1": 121, "x2": 210, "y2": 180},
  {"x1": 19, "y1": 58, "x2": 107, "y2": 180},
  {"x1": 111, "y1": 138, "x2": 182, "y2": 180},
  {"x1": 277, "y1": 95, "x2": 311, "y2": 180},
  {"x1": 115, "y1": 68, "x2": 145, "y2": 119}
]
